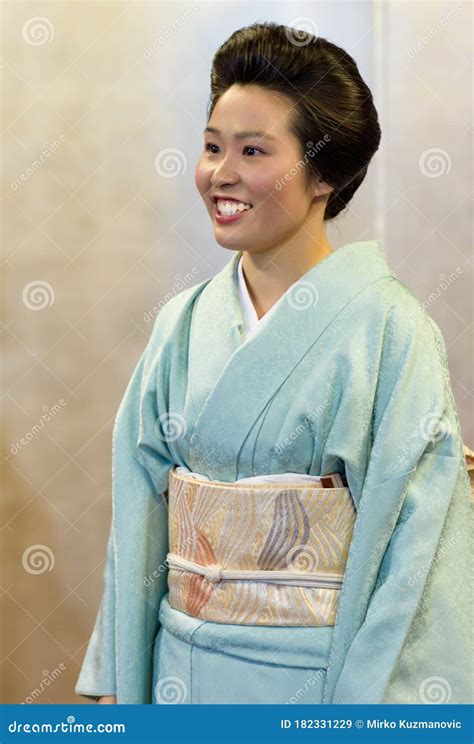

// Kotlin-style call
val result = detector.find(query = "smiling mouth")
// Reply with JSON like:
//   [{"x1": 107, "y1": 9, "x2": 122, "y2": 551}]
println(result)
[{"x1": 212, "y1": 197, "x2": 253, "y2": 216}]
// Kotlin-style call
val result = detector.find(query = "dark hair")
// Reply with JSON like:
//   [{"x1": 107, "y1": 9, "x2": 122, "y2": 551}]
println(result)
[{"x1": 208, "y1": 22, "x2": 381, "y2": 220}]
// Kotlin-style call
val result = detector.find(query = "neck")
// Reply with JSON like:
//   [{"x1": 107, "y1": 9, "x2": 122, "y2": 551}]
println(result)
[{"x1": 240, "y1": 234, "x2": 334, "y2": 320}]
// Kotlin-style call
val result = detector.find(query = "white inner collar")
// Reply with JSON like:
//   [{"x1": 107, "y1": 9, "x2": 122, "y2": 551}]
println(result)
[
  {"x1": 237, "y1": 256, "x2": 258, "y2": 334},
  {"x1": 237, "y1": 255, "x2": 281, "y2": 340}
]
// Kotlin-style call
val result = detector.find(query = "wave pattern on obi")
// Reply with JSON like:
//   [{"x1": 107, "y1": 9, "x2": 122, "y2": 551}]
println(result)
[{"x1": 167, "y1": 467, "x2": 357, "y2": 626}]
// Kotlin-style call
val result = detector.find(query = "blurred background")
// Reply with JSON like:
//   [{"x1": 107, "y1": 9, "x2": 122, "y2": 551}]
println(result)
[{"x1": 1, "y1": 0, "x2": 472, "y2": 703}]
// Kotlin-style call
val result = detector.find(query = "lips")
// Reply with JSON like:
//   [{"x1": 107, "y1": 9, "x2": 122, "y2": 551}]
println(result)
[{"x1": 213, "y1": 201, "x2": 253, "y2": 224}]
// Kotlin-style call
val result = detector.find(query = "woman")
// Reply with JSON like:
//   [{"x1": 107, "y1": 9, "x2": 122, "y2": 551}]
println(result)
[{"x1": 75, "y1": 22, "x2": 472, "y2": 705}]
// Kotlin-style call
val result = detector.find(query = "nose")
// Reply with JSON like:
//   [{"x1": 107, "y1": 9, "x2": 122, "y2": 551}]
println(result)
[{"x1": 210, "y1": 152, "x2": 240, "y2": 189}]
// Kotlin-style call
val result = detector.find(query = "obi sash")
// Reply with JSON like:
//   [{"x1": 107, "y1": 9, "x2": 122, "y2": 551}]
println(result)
[{"x1": 165, "y1": 466, "x2": 356, "y2": 626}]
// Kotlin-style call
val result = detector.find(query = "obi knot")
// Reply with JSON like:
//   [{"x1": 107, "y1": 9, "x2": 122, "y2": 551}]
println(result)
[{"x1": 204, "y1": 564, "x2": 223, "y2": 583}]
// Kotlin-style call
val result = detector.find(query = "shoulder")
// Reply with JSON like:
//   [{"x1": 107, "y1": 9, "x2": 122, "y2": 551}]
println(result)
[
  {"x1": 148, "y1": 276, "x2": 211, "y2": 339},
  {"x1": 147, "y1": 276, "x2": 210, "y2": 327},
  {"x1": 350, "y1": 275, "x2": 450, "y2": 400},
  {"x1": 365, "y1": 278, "x2": 452, "y2": 405},
  {"x1": 138, "y1": 276, "x2": 212, "y2": 373},
  {"x1": 363, "y1": 274, "x2": 445, "y2": 350}
]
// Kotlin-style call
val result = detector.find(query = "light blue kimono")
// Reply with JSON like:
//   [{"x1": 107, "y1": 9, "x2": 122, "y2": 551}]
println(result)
[{"x1": 75, "y1": 239, "x2": 472, "y2": 704}]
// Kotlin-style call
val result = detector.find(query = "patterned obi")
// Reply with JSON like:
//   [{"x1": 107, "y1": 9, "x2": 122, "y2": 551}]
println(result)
[{"x1": 166, "y1": 466, "x2": 356, "y2": 626}]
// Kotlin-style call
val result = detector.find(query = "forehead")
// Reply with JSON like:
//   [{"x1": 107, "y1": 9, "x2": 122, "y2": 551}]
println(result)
[{"x1": 207, "y1": 84, "x2": 294, "y2": 141}]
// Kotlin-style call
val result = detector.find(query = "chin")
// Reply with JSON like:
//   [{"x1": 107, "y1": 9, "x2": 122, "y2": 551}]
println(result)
[
  {"x1": 216, "y1": 236, "x2": 253, "y2": 252},
  {"x1": 213, "y1": 230, "x2": 246, "y2": 248},
  {"x1": 217, "y1": 245, "x2": 241, "y2": 254},
  {"x1": 215, "y1": 238, "x2": 242, "y2": 251}
]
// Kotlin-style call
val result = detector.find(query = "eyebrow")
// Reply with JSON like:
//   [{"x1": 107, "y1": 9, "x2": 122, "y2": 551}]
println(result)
[{"x1": 204, "y1": 126, "x2": 276, "y2": 141}]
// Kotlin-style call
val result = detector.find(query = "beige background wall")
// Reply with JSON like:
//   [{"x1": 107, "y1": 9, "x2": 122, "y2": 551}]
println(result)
[{"x1": 1, "y1": 1, "x2": 472, "y2": 703}]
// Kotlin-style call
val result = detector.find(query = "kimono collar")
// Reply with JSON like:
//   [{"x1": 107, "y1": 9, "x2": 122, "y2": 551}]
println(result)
[
  {"x1": 228, "y1": 239, "x2": 393, "y2": 340},
  {"x1": 189, "y1": 240, "x2": 395, "y2": 478}
]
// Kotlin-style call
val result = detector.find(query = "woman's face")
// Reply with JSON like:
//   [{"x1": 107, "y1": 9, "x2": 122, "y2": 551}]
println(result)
[{"x1": 195, "y1": 84, "x2": 331, "y2": 255}]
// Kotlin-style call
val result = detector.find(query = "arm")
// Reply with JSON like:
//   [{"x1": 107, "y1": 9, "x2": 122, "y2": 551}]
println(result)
[
  {"x1": 324, "y1": 307, "x2": 472, "y2": 704},
  {"x1": 74, "y1": 524, "x2": 117, "y2": 700},
  {"x1": 74, "y1": 316, "x2": 174, "y2": 702}
]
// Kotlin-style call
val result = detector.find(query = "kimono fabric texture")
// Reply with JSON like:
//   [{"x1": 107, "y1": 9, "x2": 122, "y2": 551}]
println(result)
[{"x1": 75, "y1": 239, "x2": 473, "y2": 704}]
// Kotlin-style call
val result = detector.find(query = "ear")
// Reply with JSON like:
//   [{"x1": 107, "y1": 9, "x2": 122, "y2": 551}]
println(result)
[{"x1": 313, "y1": 177, "x2": 333, "y2": 197}]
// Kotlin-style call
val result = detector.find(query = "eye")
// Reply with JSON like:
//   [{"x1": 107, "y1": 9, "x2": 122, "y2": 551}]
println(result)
[
  {"x1": 204, "y1": 143, "x2": 265, "y2": 156},
  {"x1": 243, "y1": 145, "x2": 264, "y2": 156}
]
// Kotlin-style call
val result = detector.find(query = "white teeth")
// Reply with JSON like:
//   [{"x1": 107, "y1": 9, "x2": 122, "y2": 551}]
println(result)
[{"x1": 216, "y1": 199, "x2": 252, "y2": 215}]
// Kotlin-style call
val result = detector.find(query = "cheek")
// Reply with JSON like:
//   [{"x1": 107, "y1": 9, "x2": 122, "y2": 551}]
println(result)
[
  {"x1": 256, "y1": 169, "x2": 308, "y2": 222},
  {"x1": 275, "y1": 165, "x2": 311, "y2": 211},
  {"x1": 194, "y1": 156, "x2": 211, "y2": 196},
  {"x1": 247, "y1": 169, "x2": 283, "y2": 208},
  {"x1": 252, "y1": 161, "x2": 302, "y2": 201}
]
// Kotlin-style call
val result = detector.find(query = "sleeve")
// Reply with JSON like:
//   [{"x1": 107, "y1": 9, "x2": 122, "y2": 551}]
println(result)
[
  {"x1": 74, "y1": 313, "x2": 174, "y2": 701},
  {"x1": 74, "y1": 524, "x2": 116, "y2": 700},
  {"x1": 327, "y1": 307, "x2": 473, "y2": 704}
]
